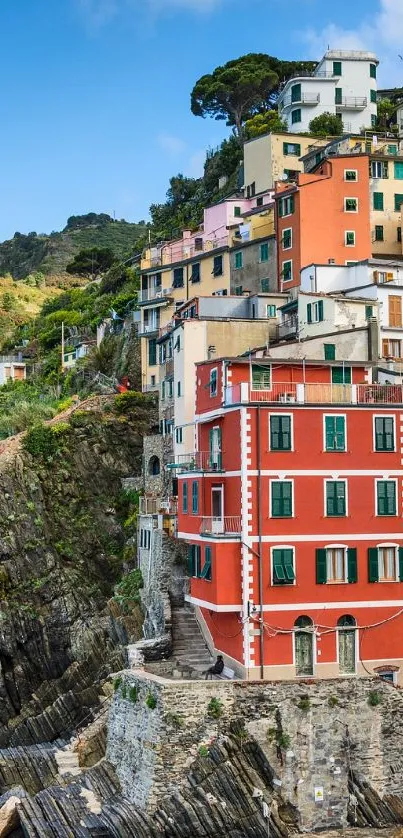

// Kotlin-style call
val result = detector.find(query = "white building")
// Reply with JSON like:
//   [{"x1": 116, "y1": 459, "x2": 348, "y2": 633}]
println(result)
[
  {"x1": 0, "y1": 357, "x2": 26, "y2": 386},
  {"x1": 278, "y1": 50, "x2": 379, "y2": 134}
]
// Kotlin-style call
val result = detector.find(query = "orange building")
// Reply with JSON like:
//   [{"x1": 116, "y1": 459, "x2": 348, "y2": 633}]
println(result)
[
  {"x1": 275, "y1": 155, "x2": 372, "y2": 290},
  {"x1": 176, "y1": 357, "x2": 403, "y2": 682}
]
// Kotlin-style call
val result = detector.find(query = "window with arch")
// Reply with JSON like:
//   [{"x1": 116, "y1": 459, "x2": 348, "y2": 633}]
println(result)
[
  {"x1": 294, "y1": 616, "x2": 314, "y2": 676},
  {"x1": 148, "y1": 456, "x2": 160, "y2": 476},
  {"x1": 337, "y1": 615, "x2": 356, "y2": 674}
]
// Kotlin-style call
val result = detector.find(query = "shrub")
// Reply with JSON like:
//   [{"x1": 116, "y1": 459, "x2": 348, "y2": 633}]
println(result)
[
  {"x1": 114, "y1": 391, "x2": 148, "y2": 414},
  {"x1": 207, "y1": 697, "x2": 223, "y2": 719},
  {"x1": 50, "y1": 421, "x2": 70, "y2": 436},
  {"x1": 368, "y1": 690, "x2": 382, "y2": 707},
  {"x1": 198, "y1": 745, "x2": 209, "y2": 757},
  {"x1": 328, "y1": 695, "x2": 339, "y2": 708},
  {"x1": 113, "y1": 569, "x2": 143, "y2": 612},
  {"x1": 298, "y1": 696, "x2": 311, "y2": 712},
  {"x1": 164, "y1": 712, "x2": 184, "y2": 728},
  {"x1": 113, "y1": 676, "x2": 122, "y2": 692},
  {"x1": 22, "y1": 424, "x2": 58, "y2": 459},
  {"x1": 129, "y1": 686, "x2": 138, "y2": 703},
  {"x1": 146, "y1": 692, "x2": 157, "y2": 710},
  {"x1": 121, "y1": 684, "x2": 127, "y2": 700}
]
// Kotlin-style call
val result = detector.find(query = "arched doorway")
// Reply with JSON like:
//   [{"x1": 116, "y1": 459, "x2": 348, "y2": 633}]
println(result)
[
  {"x1": 295, "y1": 616, "x2": 314, "y2": 676},
  {"x1": 338, "y1": 615, "x2": 356, "y2": 674},
  {"x1": 148, "y1": 456, "x2": 160, "y2": 476}
]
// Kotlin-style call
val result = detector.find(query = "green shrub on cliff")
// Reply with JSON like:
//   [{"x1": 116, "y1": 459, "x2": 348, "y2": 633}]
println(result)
[
  {"x1": 113, "y1": 569, "x2": 144, "y2": 613},
  {"x1": 22, "y1": 423, "x2": 58, "y2": 459}
]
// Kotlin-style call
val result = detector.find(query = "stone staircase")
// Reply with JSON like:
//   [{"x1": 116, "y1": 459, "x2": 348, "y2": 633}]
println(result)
[{"x1": 171, "y1": 606, "x2": 214, "y2": 672}]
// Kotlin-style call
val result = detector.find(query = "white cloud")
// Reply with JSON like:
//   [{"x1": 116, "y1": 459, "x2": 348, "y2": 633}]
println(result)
[
  {"x1": 303, "y1": 0, "x2": 403, "y2": 86},
  {"x1": 157, "y1": 133, "x2": 187, "y2": 154},
  {"x1": 75, "y1": 0, "x2": 225, "y2": 29}
]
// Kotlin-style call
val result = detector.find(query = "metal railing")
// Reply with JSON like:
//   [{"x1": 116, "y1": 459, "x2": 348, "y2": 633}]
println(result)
[
  {"x1": 139, "y1": 496, "x2": 178, "y2": 515},
  {"x1": 138, "y1": 287, "x2": 173, "y2": 303},
  {"x1": 200, "y1": 516, "x2": 241, "y2": 536},
  {"x1": 138, "y1": 322, "x2": 160, "y2": 335},
  {"x1": 336, "y1": 97, "x2": 367, "y2": 109},
  {"x1": 224, "y1": 382, "x2": 403, "y2": 406},
  {"x1": 166, "y1": 451, "x2": 223, "y2": 472},
  {"x1": 282, "y1": 93, "x2": 320, "y2": 107}
]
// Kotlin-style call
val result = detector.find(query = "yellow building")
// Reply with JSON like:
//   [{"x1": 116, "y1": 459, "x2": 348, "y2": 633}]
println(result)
[{"x1": 243, "y1": 132, "x2": 330, "y2": 196}]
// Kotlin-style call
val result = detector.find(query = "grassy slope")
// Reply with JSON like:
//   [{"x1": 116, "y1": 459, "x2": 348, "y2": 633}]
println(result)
[{"x1": 0, "y1": 276, "x2": 63, "y2": 347}]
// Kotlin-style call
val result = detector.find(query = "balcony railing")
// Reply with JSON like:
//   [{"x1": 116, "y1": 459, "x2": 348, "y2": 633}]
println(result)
[
  {"x1": 200, "y1": 516, "x2": 241, "y2": 536},
  {"x1": 336, "y1": 97, "x2": 367, "y2": 110},
  {"x1": 138, "y1": 287, "x2": 173, "y2": 303},
  {"x1": 224, "y1": 382, "x2": 403, "y2": 406},
  {"x1": 138, "y1": 322, "x2": 160, "y2": 335},
  {"x1": 166, "y1": 451, "x2": 223, "y2": 472},
  {"x1": 139, "y1": 496, "x2": 178, "y2": 515},
  {"x1": 282, "y1": 93, "x2": 320, "y2": 108}
]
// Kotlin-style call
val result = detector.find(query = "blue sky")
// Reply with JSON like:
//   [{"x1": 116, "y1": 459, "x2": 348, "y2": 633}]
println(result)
[{"x1": 0, "y1": 0, "x2": 400, "y2": 240}]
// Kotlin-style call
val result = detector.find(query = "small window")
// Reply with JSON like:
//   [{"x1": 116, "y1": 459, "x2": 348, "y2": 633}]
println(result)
[
  {"x1": 345, "y1": 198, "x2": 358, "y2": 212},
  {"x1": 213, "y1": 254, "x2": 223, "y2": 277},
  {"x1": 345, "y1": 170, "x2": 357, "y2": 182},
  {"x1": 150, "y1": 375, "x2": 156, "y2": 387},
  {"x1": 233, "y1": 206, "x2": 241, "y2": 217},
  {"x1": 371, "y1": 160, "x2": 388, "y2": 179},
  {"x1": 278, "y1": 195, "x2": 295, "y2": 217},
  {"x1": 394, "y1": 194, "x2": 403, "y2": 212},
  {"x1": 370, "y1": 89, "x2": 377, "y2": 103},
  {"x1": 376, "y1": 480, "x2": 397, "y2": 515},
  {"x1": 333, "y1": 61, "x2": 342, "y2": 76},
  {"x1": 326, "y1": 548, "x2": 347, "y2": 583},
  {"x1": 182, "y1": 483, "x2": 188, "y2": 513},
  {"x1": 261, "y1": 278, "x2": 269, "y2": 292},
  {"x1": 371, "y1": 114, "x2": 377, "y2": 127},
  {"x1": 283, "y1": 228, "x2": 292, "y2": 249},
  {"x1": 375, "y1": 225, "x2": 384, "y2": 241},
  {"x1": 192, "y1": 481, "x2": 199, "y2": 514},
  {"x1": 148, "y1": 338, "x2": 157, "y2": 366},
  {"x1": 282, "y1": 260, "x2": 292, "y2": 282},
  {"x1": 148, "y1": 456, "x2": 160, "y2": 476},
  {"x1": 168, "y1": 379, "x2": 173, "y2": 398},
  {"x1": 331, "y1": 366, "x2": 351, "y2": 384},
  {"x1": 235, "y1": 251, "x2": 243, "y2": 269},
  {"x1": 324, "y1": 415, "x2": 345, "y2": 451},
  {"x1": 173, "y1": 267, "x2": 184, "y2": 288},
  {"x1": 394, "y1": 162, "x2": 403, "y2": 179},
  {"x1": 317, "y1": 546, "x2": 355, "y2": 584},
  {"x1": 368, "y1": 545, "x2": 401, "y2": 582},
  {"x1": 283, "y1": 142, "x2": 301, "y2": 156},
  {"x1": 177, "y1": 381, "x2": 181, "y2": 397},
  {"x1": 388, "y1": 145, "x2": 398, "y2": 156},
  {"x1": 398, "y1": 227, "x2": 402, "y2": 243},
  {"x1": 373, "y1": 192, "x2": 384, "y2": 210},
  {"x1": 267, "y1": 304, "x2": 277, "y2": 318},
  {"x1": 307, "y1": 300, "x2": 324, "y2": 323},
  {"x1": 272, "y1": 548, "x2": 295, "y2": 585},
  {"x1": 365, "y1": 305, "x2": 373, "y2": 319},
  {"x1": 256, "y1": 196, "x2": 264, "y2": 207},
  {"x1": 252, "y1": 366, "x2": 271, "y2": 390},
  {"x1": 191, "y1": 262, "x2": 200, "y2": 283},
  {"x1": 291, "y1": 108, "x2": 301, "y2": 124},
  {"x1": 209, "y1": 368, "x2": 218, "y2": 397},
  {"x1": 335, "y1": 87, "x2": 342, "y2": 104},
  {"x1": 260, "y1": 242, "x2": 269, "y2": 262},
  {"x1": 271, "y1": 481, "x2": 293, "y2": 517},
  {"x1": 235, "y1": 285, "x2": 243, "y2": 295},
  {"x1": 200, "y1": 546, "x2": 212, "y2": 581},
  {"x1": 370, "y1": 63, "x2": 377, "y2": 79},
  {"x1": 326, "y1": 480, "x2": 346, "y2": 516},
  {"x1": 345, "y1": 231, "x2": 355, "y2": 246},
  {"x1": 324, "y1": 343, "x2": 335, "y2": 360},
  {"x1": 374, "y1": 416, "x2": 395, "y2": 451},
  {"x1": 175, "y1": 427, "x2": 183, "y2": 444},
  {"x1": 270, "y1": 415, "x2": 292, "y2": 451},
  {"x1": 188, "y1": 544, "x2": 201, "y2": 577},
  {"x1": 378, "y1": 669, "x2": 396, "y2": 683}
]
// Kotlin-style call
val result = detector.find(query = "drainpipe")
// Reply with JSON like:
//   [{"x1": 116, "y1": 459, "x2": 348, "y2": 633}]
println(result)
[
  {"x1": 256, "y1": 405, "x2": 265, "y2": 680},
  {"x1": 186, "y1": 263, "x2": 189, "y2": 302}
]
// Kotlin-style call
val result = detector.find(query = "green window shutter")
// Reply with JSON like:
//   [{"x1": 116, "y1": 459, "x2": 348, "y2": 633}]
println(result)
[
  {"x1": 388, "y1": 145, "x2": 397, "y2": 155},
  {"x1": 318, "y1": 299, "x2": 324, "y2": 322},
  {"x1": 399, "y1": 547, "x2": 403, "y2": 582},
  {"x1": 368, "y1": 547, "x2": 379, "y2": 582},
  {"x1": 347, "y1": 548, "x2": 358, "y2": 583},
  {"x1": 290, "y1": 194, "x2": 295, "y2": 214},
  {"x1": 335, "y1": 416, "x2": 345, "y2": 450},
  {"x1": 335, "y1": 87, "x2": 342, "y2": 104},
  {"x1": 373, "y1": 192, "x2": 384, "y2": 210},
  {"x1": 270, "y1": 415, "x2": 291, "y2": 450},
  {"x1": 307, "y1": 303, "x2": 312, "y2": 324},
  {"x1": 188, "y1": 546, "x2": 195, "y2": 576},
  {"x1": 370, "y1": 63, "x2": 376, "y2": 79},
  {"x1": 394, "y1": 194, "x2": 403, "y2": 211},
  {"x1": 261, "y1": 278, "x2": 269, "y2": 292},
  {"x1": 183, "y1": 483, "x2": 188, "y2": 513},
  {"x1": 316, "y1": 549, "x2": 327, "y2": 584},
  {"x1": 273, "y1": 550, "x2": 286, "y2": 582},
  {"x1": 192, "y1": 481, "x2": 198, "y2": 514},
  {"x1": 333, "y1": 61, "x2": 342, "y2": 76},
  {"x1": 271, "y1": 482, "x2": 281, "y2": 516},
  {"x1": 195, "y1": 545, "x2": 201, "y2": 577},
  {"x1": 148, "y1": 339, "x2": 157, "y2": 366},
  {"x1": 278, "y1": 200, "x2": 283, "y2": 218},
  {"x1": 271, "y1": 481, "x2": 292, "y2": 517},
  {"x1": 370, "y1": 89, "x2": 377, "y2": 103},
  {"x1": 325, "y1": 416, "x2": 336, "y2": 451},
  {"x1": 324, "y1": 344, "x2": 336, "y2": 360},
  {"x1": 260, "y1": 242, "x2": 269, "y2": 262},
  {"x1": 365, "y1": 305, "x2": 373, "y2": 319},
  {"x1": 394, "y1": 162, "x2": 403, "y2": 179},
  {"x1": 291, "y1": 83, "x2": 301, "y2": 103},
  {"x1": 201, "y1": 547, "x2": 212, "y2": 580},
  {"x1": 375, "y1": 417, "x2": 394, "y2": 451},
  {"x1": 283, "y1": 550, "x2": 295, "y2": 581},
  {"x1": 283, "y1": 142, "x2": 288, "y2": 155},
  {"x1": 282, "y1": 481, "x2": 292, "y2": 516},
  {"x1": 384, "y1": 417, "x2": 394, "y2": 450},
  {"x1": 332, "y1": 366, "x2": 351, "y2": 384},
  {"x1": 327, "y1": 481, "x2": 345, "y2": 515},
  {"x1": 377, "y1": 480, "x2": 396, "y2": 515}
]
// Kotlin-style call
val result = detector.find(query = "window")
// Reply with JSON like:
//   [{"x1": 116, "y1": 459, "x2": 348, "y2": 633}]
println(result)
[
  {"x1": 316, "y1": 547, "x2": 357, "y2": 584},
  {"x1": 212, "y1": 254, "x2": 223, "y2": 277},
  {"x1": 235, "y1": 285, "x2": 243, "y2": 295},
  {"x1": 278, "y1": 195, "x2": 295, "y2": 217},
  {"x1": 388, "y1": 295, "x2": 402, "y2": 327},
  {"x1": 370, "y1": 89, "x2": 377, "y2": 103},
  {"x1": 371, "y1": 160, "x2": 388, "y2": 179},
  {"x1": 375, "y1": 225, "x2": 384, "y2": 241},
  {"x1": 283, "y1": 142, "x2": 301, "y2": 156},
  {"x1": 175, "y1": 427, "x2": 183, "y2": 444},
  {"x1": 325, "y1": 480, "x2": 346, "y2": 516},
  {"x1": 182, "y1": 483, "x2": 188, "y2": 513},
  {"x1": 382, "y1": 338, "x2": 402, "y2": 359},
  {"x1": 338, "y1": 615, "x2": 356, "y2": 673},
  {"x1": 192, "y1": 481, "x2": 199, "y2": 514},
  {"x1": 331, "y1": 366, "x2": 351, "y2": 384},
  {"x1": 345, "y1": 170, "x2": 357, "y2": 182},
  {"x1": 291, "y1": 109, "x2": 301, "y2": 124},
  {"x1": 256, "y1": 196, "x2": 264, "y2": 207},
  {"x1": 261, "y1": 278, "x2": 269, "y2": 292},
  {"x1": 176, "y1": 381, "x2": 181, "y2": 397},
  {"x1": 335, "y1": 87, "x2": 342, "y2": 104},
  {"x1": 371, "y1": 114, "x2": 377, "y2": 127},
  {"x1": 324, "y1": 415, "x2": 346, "y2": 451},
  {"x1": 209, "y1": 368, "x2": 217, "y2": 397},
  {"x1": 345, "y1": 231, "x2": 355, "y2": 246},
  {"x1": 272, "y1": 548, "x2": 295, "y2": 585},
  {"x1": 394, "y1": 162, "x2": 403, "y2": 179},
  {"x1": 260, "y1": 242, "x2": 269, "y2": 262},
  {"x1": 267, "y1": 304, "x2": 277, "y2": 318},
  {"x1": 235, "y1": 251, "x2": 243, "y2": 269},
  {"x1": 376, "y1": 480, "x2": 397, "y2": 515},
  {"x1": 333, "y1": 61, "x2": 342, "y2": 76},
  {"x1": 370, "y1": 63, "x2": 377, "y2": 79},
  {"x1": 374, "y1": 416, "x2": 395, "y2": 451},
  {"x1": 173, "y1": 267, "x2": 184, "y2": 288},
  {"x1": 365, "y1": 305, "x2": 373, "y2": 319},
  {"x1": 291, "y1": 83, "x2": 301, "y2": 103},
  {"x1": 307, "y1": 300, "x2": 324, "y2": 323},
  {"x1": 200, "y1": 546, "x2": 212, "y2": 581},
  {"x1": 377, "y1": 669, "x2": 397, "y2": 683},
  {"x1": 150, "y1": 375, "x2": 156, "y2": 387},
  {"x1": 398, "y1": 227, "x2": 402, "y2": 243},
  {"x1": 373, "y1": 192, "x2": 384, "y2": 210},
  {"x1": 271, "y1": 481, "x2": 293, "y2": 517},
  {"x1": 168, "y1": 379, "x2": 173, "y2": 398},
  {"x1": 270, "y1": 415, "x2": 292, "y2": 451},
  {"x1": 345, "y1": 198, "x2": 358, "y2": 212},
  {"x1": 161, "y1": 380, "x2": 165, "y2": 400},
  {"x1": 148, "y1": 338, "x2": 157, "y2": 366},
  {"x1": 394, "y1": 194, "x2": 403, "y2": 212},
  {"x1": 295, "y1": 616, "x2": 313, "y2": 676},
  {"x1": 252, "y1": 365, "x2": 271, "y2": 390},
  {"x1": 283, "y1": 228, "x2": 292, "y2": 249},
  {"x1": 188, "y1": 544, "x2": 201, "y2": 577},
  {"x1": 388, "y1": 145, "x2": 398, "y2": 156},
  {"x1": 209, "y1": 426, "x2": 222, "y2": 470},
  {"x1": 234, "y1": 206, "x2": 241, "y2": 217},
  {"x1": 368, "y1": 545, "x2": 403, "y2": 582},
  {"x1": 191, "y1": 262, "x2": 200, "y2": 283},
  {"x1": 282, "y1": 260, "x2": 292, "y2": 282},
  {"x1": 324, "y1": 343, "x2": 336, "y2": 361}
]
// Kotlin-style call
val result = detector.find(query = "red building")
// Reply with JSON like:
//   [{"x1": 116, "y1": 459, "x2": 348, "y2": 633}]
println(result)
[{"x1": 176, "y1": 357, "x2": 403, "y2": 682}]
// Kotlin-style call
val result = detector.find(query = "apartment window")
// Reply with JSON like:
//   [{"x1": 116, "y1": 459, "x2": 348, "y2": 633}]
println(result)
[
  {"x1": 374, "y1": 416, "x2": 395, "y2": 451},
  {"x1": 307, "y1": 300, "x2": 324, "y2": 323},
  {"x1": 260, "y1": 242, "x2": 269, "y2": 262},
  {"x1": 282, "y1": 260, "x2": 292, "y2": 282},
  {"x1": 370, "y1": 89, "x2": 377, "y2": 103},
  {"x1": 252, "y1": 365, "x2": 271, "y2": 390},
  {"x1": 324, "y1": 343, "x2": 336, "y2": 361},
  {"x1": 191, "y1": 481, "x2": 199, "y2": 514},
  {"x1": 209, "y1": 367, "x2": 218, "y2": 397},
  {"x1": 333, "y1": 61, "x2": 342, "y2": 76},
  {"x1": 267, "y1": 304, "x2": 277, "y2": 318},
  {"x1": 370, "y1": 63, "x2": 377, "y2": 79},
  {"x1": 365, "y1": 305, "x2": 373, "y2": 319},
  {"x1": 332, "y1": 366, "x2": 351, "y2": 384},
  {"x1": 182, "y1": 482, "x2": 188, "y2": 513},
  {"x1": 326, "y1": 481, "x2": 346, "y2": 516},
  {"x1": 373, "y1": 192, "x2": 384, "y2": 210},
  {"x1": 371, "y1": 114, "x2": 377, "y2": 127},
  {"x1": 235, "y1": 251, "x2": 243, "y2": 269},
  {"x1": 398, "y1": 227, "x2": 402, "y2": 243},
  {"x1": 161, "y1": 380, "x2": 166, "y2": 401},
  {"x1": 368, "y1": 545, "x2": 402, "y2": 582},
  {"x1": 188, "y1": 544, "x2": 201, "y2": 577},
  {"x1": 200, "y1": 546, "x2": 212, "y2": 581},
  {"x1": 235, "y1": 285, "x2": 243, "y2": 295},
  {"x1": 283, "y1": 228, "x2": 292, "y2": 249},
  {"x1": 256, "y1": 196, "x2": 264, "y2": 207},
  {"x1": 168, "y1": 378, "x2": 173, "y2": 398},
  {"x1": 389, "y1": 145, "x2": 398, "y2": 156},
  {"x1": 283, "y1": 142, "x2": 301, "y2": 156},
  {"x1": 272, "y1": 548, "x2": 295, "y2": 585},
  {"x1": 176, "y1": 381, "x2": 181, "y2": 397},
  {"x1": 291, "y1": 109, "x2": 301, "y2": 124},
  {"x1": 394, "y1": 194, "x2": 403, "y2": 212},
  {"x1": 324, "y1": 415, "x2": 346, "y2": 451},
  {"x1": 148, "y1": 338, "x2": 157, "y2": 366},
  {"x1": 271, "y1": 481, "x2": 293, "y2": 517},
  {"x1": 345, "y1": 231, "x2": 355, "y2": 246},
  {"x1": 278, "y1": 195, "x2": 295, "y2": 217},
  {"x1": 335, "y1": 87, "x2": 342, "y2": 104},
  {"x1": 394, "y1": 162, "x2": 403, "y2": 179},
  {"x1": 291, "y1": 83, "x2": 301, "y2": 103},
  {"x1": 375, "y1": 225, "x2": 384, "y2": 241},
  {"x1": 234, "y1": 206, "x2": 241, "y2": 217},
  {"x1": 345, "y1": 198, "x2": 358, "y2": 212},
  {"x1": 209, "y1": 426, "x2": 222, "y2": 470},
  {"x1": 175, "y1": 427, "x2": 183, "y2": 444},
  {"x1": 389, "y1": 294, "x2": 402, "y2": 327},
  {"x1": 191, "y1": 262, "x2": 200, "y2": 283},
  {"x1": 213, "y1": 255, "x2": 223, "y2": 277},
  {"x1": 150, "y1": 375, "x2": 156, "y2": 387},
  {"x1": 371, "y1": 160, "x2": 388, "y2": 178},
  {"x1": 174, "y1": 334, "x2": 180, "y2": 352},
  {"x1": 173, "y1": 267, "x2": 184, "y2": 288},
  {"x1": 316, "y1": 547, "x2": 357, "y2": 584},
  {"x1": 270, "y1": 415, "x2": 292, "y2": 451},
  {"x1": 376, "y1": 480, "x2": 397, "y2": 515},
  {"x1": 345, "y1": 170, "x2": 357, "y2": 182},
  {"x1": 261, "y1": 278, "x2": 269, "y2": 292},
  {"x1": 382, "y1": 338, "x2": 402, "y2": 359}
]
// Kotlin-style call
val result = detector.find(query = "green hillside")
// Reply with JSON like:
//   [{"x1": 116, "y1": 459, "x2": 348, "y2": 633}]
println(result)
[{"x1": 0, "y1": 214, "x2": 149, "y2": 280}]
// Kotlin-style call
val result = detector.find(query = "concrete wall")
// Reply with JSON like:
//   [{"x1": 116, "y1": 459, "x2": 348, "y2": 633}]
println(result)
[
  {"x1": 230, "y1": 237, "x2": 277, "y2": 295},
  {"x1": 268, "y1": 327, "x2": 369, "y2": 361}
]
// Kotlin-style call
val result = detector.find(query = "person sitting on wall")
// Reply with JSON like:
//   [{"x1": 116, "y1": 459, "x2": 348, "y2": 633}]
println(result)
[{"x1": 205, "y1": 655, "x2": 224, "y2": 680}]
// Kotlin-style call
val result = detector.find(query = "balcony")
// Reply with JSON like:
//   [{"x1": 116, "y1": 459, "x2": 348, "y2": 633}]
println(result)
[
  {"x1": 336, "y1": 97, "x2": 367, "y2": 110},
  {"x1": 277, "y1": 318, "x2": 298, "y2": 340},
  {"x1": 224, "y1": 382, "x2": 403, "y2": 406},
  {"x1": 166, "y1": 451, "x2": 223, "y2": 473},
  {"x1": 200, "y1": 516, "x2": 241, "y2": 537},
  {"x1": 138, "y1": 321, "x2": 160, "y2": 336},
  {"x1": 139, "y1": 496, "x2": 178, "y2": 515},
  {"x1": 282, "y1": 93, "x2": 320, "y2": 108},
  {"x1": 138, "y1": 287, "x2": 173, "y2": 303},
  {"x1": 281, "y1": 71, "x2": 335, "y2": 84}
]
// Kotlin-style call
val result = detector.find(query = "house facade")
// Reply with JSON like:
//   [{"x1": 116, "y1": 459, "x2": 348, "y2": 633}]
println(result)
[
  {"x1": 243, "y1": 132, "x2": 329, "y2": 196},
  {"x1": 176, "y1": 357, "x2": 403, "y2": 682},
  {"x1": 0, "y1": 357, "x2": 26, "y2": 386}
]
